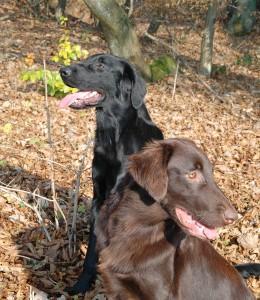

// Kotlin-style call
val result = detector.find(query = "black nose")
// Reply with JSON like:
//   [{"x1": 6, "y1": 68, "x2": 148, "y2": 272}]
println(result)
[
  {"x1": 223, "y1": 207, "x2": 238, "y2": 224},
  {"x1": 60, "y1": 67, "x2": 72, "y2": 77}
]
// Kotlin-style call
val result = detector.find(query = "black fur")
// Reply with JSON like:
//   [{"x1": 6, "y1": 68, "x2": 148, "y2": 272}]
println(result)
[{"x1": 60, "y1": 54, "x2": 163, "y2": 294}]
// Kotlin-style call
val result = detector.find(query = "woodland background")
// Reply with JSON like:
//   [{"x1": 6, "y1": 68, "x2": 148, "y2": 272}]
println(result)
[{"x1": 0, "y1": 0, "x2": 259, "y2": 299}]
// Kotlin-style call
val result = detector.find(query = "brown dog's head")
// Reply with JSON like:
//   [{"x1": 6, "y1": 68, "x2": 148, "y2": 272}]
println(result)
[{"x1": 128, "y1": 138, "x2": 238, "y2": 240}]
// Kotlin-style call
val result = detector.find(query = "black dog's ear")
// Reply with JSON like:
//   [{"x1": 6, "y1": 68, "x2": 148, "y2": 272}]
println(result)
[
  {"x1": 128, "y1": 140, "x2": 173, "y2": 201},
  {"x1": 121, "y1": 63, "x2": 146, "y2": 109}
]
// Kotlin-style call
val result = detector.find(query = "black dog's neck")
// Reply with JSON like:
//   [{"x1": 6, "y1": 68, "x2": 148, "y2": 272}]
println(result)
[{"x1": 95, "y1": 103, "x2": 149, "y2": 145}]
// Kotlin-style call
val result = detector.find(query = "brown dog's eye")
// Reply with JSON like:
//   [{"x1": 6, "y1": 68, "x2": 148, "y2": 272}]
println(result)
[{"x1": 187, "y1": 171, "x2": 197, "y2": 180}]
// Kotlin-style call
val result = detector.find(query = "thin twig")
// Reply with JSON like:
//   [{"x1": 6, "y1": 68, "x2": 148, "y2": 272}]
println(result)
[
  {"x1": 68, "y1": 136, "x2": 94, "y2": 257},
  {"x1": 0, "y1": 144, "x2": 75, "y2": 170},
  {"x1": 0, "y1": 265, "x2": 25, "y2": 273},
  {"x1": 171, "y1": 59, "x2": 180, "y2": 101},
  {"x1": 43, "y1": 57, "x2": 67, "y2": 231},
  {"x1": 0, "y1": 186, "x2": 52, "y2": 241},
  {"x1": 144, "y1": 31, "x2": 179, "y2": 58},
  {"x1": 144, "y1": 32, "x2": 224, "y2": 102},
  {"x1": 128, "y1": 0, "x2": 134, "y2": 17},
  {"x1": 0, "y1": 185, "x2": 54, "y2": 202}
]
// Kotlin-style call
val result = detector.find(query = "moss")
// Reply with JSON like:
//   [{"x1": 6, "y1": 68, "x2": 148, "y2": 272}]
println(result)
[{"x1": 150, "y1": 55, "x2": 176, "y2": 82}]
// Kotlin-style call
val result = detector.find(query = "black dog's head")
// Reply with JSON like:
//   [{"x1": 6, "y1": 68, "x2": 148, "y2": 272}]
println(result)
[
  {"x1": 59, "y1": 53, "x2": 146, "y2": 110},
  {"x1": 128, "y1": 138, "x2": 238, "y2": 240}
]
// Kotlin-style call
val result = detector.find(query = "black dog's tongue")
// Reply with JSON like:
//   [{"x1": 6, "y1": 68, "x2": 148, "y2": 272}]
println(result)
[{"x1": 59, "y1": 91, "x2": 102, "y2": 108}]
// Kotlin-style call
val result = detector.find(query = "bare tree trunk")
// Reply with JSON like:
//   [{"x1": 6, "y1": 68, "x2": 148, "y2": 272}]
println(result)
[
  {"x1": 83, "y1": 0, "x2": 151, "y2": 79},
  {"x1": 199, "y1": 0, "x2": 219, "y2": 77}
]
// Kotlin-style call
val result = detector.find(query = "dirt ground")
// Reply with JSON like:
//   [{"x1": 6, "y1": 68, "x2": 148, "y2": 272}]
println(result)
[{"x1": 0, "y1": 1, "x2": 259, "y2": 299}]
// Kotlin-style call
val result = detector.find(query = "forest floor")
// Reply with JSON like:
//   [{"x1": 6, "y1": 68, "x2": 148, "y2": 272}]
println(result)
[{"x1": 0, "y1": 1, "x2": 259, "y2": 299}]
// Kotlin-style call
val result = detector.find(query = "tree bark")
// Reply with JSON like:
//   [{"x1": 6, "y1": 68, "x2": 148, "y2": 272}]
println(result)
[
  {"x1": 199, "y1": 0, "x2": 219, "y2": 77},
  {"x1": 84, "y1": 0, "x2": 151, "y2": 79}
]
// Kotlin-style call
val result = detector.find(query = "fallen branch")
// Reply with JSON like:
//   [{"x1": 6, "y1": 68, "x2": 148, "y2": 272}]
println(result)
[
  {"x1": 0, "y1": 184, "x2": 55, "y2": 203},
  {"x1": 0, "y1": 185, "x2": 52, "y2": 242},
  {"x1": 144, "y1": 32, "x2": 179, "y2": 58}
]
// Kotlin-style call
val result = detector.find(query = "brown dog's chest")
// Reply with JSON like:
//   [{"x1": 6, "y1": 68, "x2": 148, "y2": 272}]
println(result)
[{"x1": 100, "y1": 249, "x2": 175, "y2": 300}]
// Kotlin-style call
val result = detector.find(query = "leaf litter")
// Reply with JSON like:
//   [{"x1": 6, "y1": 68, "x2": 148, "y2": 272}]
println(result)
[{"x1": 0, "y1": 1, "x2": 259, "y2": 299}]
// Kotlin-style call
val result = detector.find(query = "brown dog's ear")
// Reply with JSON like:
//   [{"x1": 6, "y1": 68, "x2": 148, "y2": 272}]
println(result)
[{"x1": 128, "y1": 140, "x2": 173, "y2": 201}]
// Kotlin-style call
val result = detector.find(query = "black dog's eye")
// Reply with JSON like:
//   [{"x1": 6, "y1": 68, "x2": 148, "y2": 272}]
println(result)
[{"x1": 95, "y1": 63, "x2": 105, "y2": 72}]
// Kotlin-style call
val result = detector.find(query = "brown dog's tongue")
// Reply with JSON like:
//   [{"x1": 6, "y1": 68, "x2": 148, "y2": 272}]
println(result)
[{"x1": 175, "y1": 208, "x2": 218, "y2": 240}]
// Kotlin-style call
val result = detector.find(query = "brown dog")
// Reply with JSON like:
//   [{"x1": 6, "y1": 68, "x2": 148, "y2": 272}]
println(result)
[{"x1": 96, "y1": 138, "x2": 254, "y2": 300}]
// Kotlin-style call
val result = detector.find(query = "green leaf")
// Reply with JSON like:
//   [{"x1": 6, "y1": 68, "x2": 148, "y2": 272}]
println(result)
[
  {"x1": 29, "y1": 137, "x2": 42, "y2": 146},
  {"x1": 0, "y1": 160, "x2": 7, "y2": 167},
  {"x1": 21, "y1": 71, "x2": 30, "y2": 81},
  {"x1": 78, "y1": 203, "x2": 86, "y2": 213}
]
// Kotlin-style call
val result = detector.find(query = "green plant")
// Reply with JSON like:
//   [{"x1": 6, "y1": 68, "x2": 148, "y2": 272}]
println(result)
[
  {"x1": 149, "y1": 55, "x2": 177, "y2": 82},
  {"x1": 0, "y1": 160, "x2": 7, "y2": 168},
  {"x1": 78, "y1": 203, "x2": 86, "y2": 214},
  {"x1": 236, "y1": 54, "x2": 253, "y2": 66},
  {"x1": 211, "y1": 65, "x2": 227, "y2": 77},
  {"x1": 21, "y1": 68, "x2": 77, "y2": 97},
  {"x1": 21, "y1": 34, "x2": 88, "y2": 97}
]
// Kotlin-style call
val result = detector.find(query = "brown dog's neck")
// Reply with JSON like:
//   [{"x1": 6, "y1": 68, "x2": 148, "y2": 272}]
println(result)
[
  {"x1": 99, "y1": 180, "x2": 184, "y2": 274},
  {"x1": 126, "y1": 181, "x2": 169, "y2": 224},
  {"x1": 127, "y1": 182, "x2": 186, "y2": 247}
]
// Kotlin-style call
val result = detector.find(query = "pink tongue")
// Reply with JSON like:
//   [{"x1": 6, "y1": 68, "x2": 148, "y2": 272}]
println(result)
[
  {"x1": 175, "y1": 208, "x2": 218, "y2": 240},
  {"x1": 203, "y1": 227, "x2": 218, "y2": 240},
  {"x1": 59, "y1": 92, "x2": 88, "y2": 108}
]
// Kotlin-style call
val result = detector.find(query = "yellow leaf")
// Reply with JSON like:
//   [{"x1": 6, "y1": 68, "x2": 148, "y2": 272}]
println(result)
[{"x1": 2, "y1": 123, "x2": 13, "y2": 134}]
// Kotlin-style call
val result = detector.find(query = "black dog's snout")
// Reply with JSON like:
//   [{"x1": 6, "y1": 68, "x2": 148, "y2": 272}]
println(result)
[{"x1": 60, "y1": 67, "x2": 72, "y2": 77}]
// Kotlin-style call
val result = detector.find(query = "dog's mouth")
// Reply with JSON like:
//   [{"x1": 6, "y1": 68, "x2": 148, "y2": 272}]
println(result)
[
  {"x1": 59, "y1": 90, "x2": 104, "y2": 109},
  {"x1": 175, "y1": 207, "x2": 218, "y2": 240}
]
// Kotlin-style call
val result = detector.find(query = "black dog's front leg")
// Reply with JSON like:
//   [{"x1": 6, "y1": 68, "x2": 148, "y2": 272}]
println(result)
[
  {"x1": 235, "y1": 263, "x2": 260, "y2": 279},
  {"x1": 66, "y1": 158, "x2": 107, "y2": 295},
  {"x1": 65, "y1": 217, "x2": 98, "y2": 295}
]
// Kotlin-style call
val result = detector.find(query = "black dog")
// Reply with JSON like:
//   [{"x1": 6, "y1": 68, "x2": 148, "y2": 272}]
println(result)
[
  {"x1": 59, "y1": 54, "x2": 163, "y2": 294},
  {"x1": 96, "y1": 138, "x2": 254, "y2": 300},
  {"x1": 59, "y1": 54, "x2": 259, "y2": 294}
]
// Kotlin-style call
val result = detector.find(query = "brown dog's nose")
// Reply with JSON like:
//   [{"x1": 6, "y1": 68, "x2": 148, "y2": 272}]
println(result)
[{"x1": 223, "y1": 207, "x2": 238, "y2": 224}]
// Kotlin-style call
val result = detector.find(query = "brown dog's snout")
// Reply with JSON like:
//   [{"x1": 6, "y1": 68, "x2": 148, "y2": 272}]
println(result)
[{"x1": 223, "y1": 206, "x2": 238, "y2": 224}]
